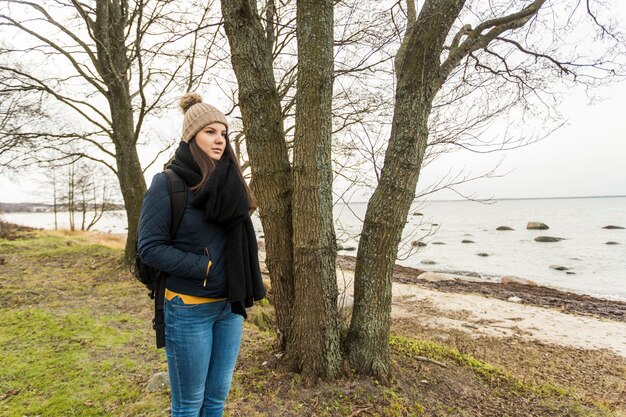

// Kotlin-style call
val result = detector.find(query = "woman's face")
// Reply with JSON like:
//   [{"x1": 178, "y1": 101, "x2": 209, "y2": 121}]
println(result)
[{"x1": 194, "y1": 122, "x2": 227, "y2": 161}]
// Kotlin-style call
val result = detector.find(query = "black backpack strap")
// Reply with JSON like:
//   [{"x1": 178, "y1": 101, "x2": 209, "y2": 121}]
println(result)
[
  {"x1": 153, "y1": 168, "x2": 188, "y2": 349},
  {"x1": 153, "y1": 271, "x2": 167, "y2": 348}
]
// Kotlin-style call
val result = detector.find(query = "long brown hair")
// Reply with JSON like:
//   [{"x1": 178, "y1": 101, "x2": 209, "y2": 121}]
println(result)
[{"x1": 188, "y1": 133, "x2": 257, "y2": 211}]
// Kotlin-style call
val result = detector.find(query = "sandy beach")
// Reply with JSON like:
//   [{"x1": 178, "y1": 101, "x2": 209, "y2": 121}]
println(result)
[{"x1": 333, "y1": 256, "x2": 626, "y2": 358}]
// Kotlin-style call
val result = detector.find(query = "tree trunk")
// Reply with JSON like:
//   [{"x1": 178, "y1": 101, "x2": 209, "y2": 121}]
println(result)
[
  {"x1": 221, "y1": 0, "x2": 295, "y2": 350},
  {"x1": 347, "y1": 91, "x2": 431, "y2": 381},
  {"x1": 347, "y1": 0, "x2": 465, "y2": 379},
  {"x1": 288, "y1": 0, "x2": 340, "y2": 380},
  {"x1": 114, "y1": 138, "x2": 145, "y2": 265},
  {"x1": 109, "y1": 78, "x2": 145, "y2": 265},
  {"x1": 93, "y1": 0, "x2": 146, "y2": 265}
]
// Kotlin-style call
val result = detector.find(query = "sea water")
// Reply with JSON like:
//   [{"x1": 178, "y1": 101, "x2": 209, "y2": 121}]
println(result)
[
  {"x1": 335, "y1": 196, "x2": 626, "y2": 301},
  {"x1": 3, "y1": 196, "x2": 625, "y2": 300}
]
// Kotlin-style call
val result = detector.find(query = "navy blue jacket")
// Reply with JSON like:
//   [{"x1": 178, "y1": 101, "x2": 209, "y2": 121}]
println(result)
[{"x1": 137, "y1": 172, "x2": 228, "y2": 297}]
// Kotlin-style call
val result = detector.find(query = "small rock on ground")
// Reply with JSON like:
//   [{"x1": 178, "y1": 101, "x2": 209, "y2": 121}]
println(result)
[
  {"x1": 147, "y1": 372, "x2": 169, "y2": 392},
  {"x1": 501, "y1": 276, "x2": 538, "y2": 286}
]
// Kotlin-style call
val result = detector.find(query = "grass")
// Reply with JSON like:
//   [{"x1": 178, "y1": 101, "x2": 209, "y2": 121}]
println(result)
[
  {"x1": 389, "y1": 335, "x2": 572, "y2": 399},
  {"x1": 0, "y1": 230, "x2": 168, "y2": 416},
  {"x1": 1, "y1": 228, "x2": 624, "y2": 416}
]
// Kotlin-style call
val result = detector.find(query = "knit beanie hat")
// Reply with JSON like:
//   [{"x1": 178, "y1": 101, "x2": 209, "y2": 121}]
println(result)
[{"x1": 179, "y1": 92, "x2": 229, "y2": 143}]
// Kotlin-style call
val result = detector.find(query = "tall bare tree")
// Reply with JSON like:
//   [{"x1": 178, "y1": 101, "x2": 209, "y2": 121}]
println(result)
[
  {"x1": 347, "y1": 0, "x2": 625, "y2": 379},
  {"x1": 0, "y1": 0, "x2": 223, "y2": 263}
]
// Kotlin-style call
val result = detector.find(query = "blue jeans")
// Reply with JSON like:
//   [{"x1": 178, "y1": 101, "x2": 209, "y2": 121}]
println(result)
[{"x1": 164, "y1": 297, "x2": 243, "y2": 417}]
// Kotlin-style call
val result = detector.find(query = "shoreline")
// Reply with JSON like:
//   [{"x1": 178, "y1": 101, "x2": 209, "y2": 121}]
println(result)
[
  {"x1": 337, "y1": 255, "x2": 626, "y2": 323},
  {"x1": 335, "y1": 254, "x2": 626, "y2": 357},
  {"x1": 3, "y1": 221, "x2": 624, "y2": 322}
]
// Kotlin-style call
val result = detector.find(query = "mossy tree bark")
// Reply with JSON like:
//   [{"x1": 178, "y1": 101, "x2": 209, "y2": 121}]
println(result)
[
  {"x1": 288, "y1": 0, "x2": 340, "y2": 381},
  {"x1": 221, "y1": 0, "x2": 295, "y2": 350}
]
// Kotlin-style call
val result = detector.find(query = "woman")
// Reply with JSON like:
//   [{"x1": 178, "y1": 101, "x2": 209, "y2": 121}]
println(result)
[{"x1": 137, "y1": 92, "x2": 265, "y2": 417}]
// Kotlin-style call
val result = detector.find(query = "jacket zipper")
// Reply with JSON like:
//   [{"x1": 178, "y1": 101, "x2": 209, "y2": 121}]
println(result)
[{"x1": 204, "y1": 247, "x2": 211, "y2": 287}]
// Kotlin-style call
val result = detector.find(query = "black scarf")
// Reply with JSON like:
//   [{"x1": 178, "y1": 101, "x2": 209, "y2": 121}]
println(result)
[{"x1": 169, "y1": 141, "x2": 265, "y2": 318}]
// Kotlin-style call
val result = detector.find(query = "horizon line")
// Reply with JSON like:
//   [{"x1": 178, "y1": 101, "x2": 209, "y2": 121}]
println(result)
[
  {"x1": 345, "y1": 194, "x2": 626, "y2": 204},
  {"x1": 2, "y1": 194, "x2": 625, "y2": 206}
]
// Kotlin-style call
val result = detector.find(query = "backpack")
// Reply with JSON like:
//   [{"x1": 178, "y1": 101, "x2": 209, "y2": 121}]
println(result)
[{"x1": 131, "y1": 168, "x2": 187, "y2": 349}]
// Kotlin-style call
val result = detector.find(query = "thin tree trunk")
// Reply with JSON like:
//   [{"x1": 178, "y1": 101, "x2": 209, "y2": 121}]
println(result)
[
  {"x1": 289, "y1": 0, "x2": 340, "y2": 381},
  {"x1": 53, "y1": 169, "x2": 58, "y2": 230},
  {"x1": 221, "y1": 0, "x2": 295, "y2": 350},
  {"x1": 81, "y1": 188, "x2": 86, "y2": 231},
  {"x1": 347, "y1": 0, "x2": 465, "y2": 380},
  {"x1": 68, "y1": 165, "x2": 75, "y2": 232}
]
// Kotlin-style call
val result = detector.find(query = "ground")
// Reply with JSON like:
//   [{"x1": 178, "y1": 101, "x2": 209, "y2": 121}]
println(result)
[{"x1": 0, "y1": 223, "x2": 624, "y2": 416}]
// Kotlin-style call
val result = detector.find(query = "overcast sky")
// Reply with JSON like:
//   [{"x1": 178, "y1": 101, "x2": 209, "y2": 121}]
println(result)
[
  {"x1": 1, "y1": 2, "x2": 625, "y2": 204},
  {"x1": 415, "y1": 79, "x2": 626, "y2": 200}
]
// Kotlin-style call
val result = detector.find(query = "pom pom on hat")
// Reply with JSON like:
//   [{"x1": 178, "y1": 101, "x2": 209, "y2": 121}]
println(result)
[
  {"x1": 179, "y1": 92, "x2": 229, "y2": 142},
  {"x1": 179, "y1": 92, "x2": 203, "y2": 114}
]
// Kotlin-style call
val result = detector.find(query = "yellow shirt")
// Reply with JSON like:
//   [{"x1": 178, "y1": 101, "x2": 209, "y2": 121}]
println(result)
[{"x1": 165, "y1": 288, "x2": 226, "y2": 305}]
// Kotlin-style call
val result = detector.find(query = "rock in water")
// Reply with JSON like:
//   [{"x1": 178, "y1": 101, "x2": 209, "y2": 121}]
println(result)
[
  {"x1": 420, "y1": 259, "x2": 436, "y2": 265},
  {"x1": 147, "y1": 372, "x2": 169, "y2": 392},
  {"x1": 412, "y1": 212, "x2": 423, "y2": 216},
  {"x1": 496, "y1": 226, "x2": 514, "y2": 231},
  {"x1": 603, "y1": 225, "x2": 624, "y2": 229},
  {"x1": 461, "y1": 239, "x2": 475, "y2": 244},
  {"x1": 549, "y1": 265, "x2": 569, "y2": 271},
  {"x1": 606, "y1": 241, "x2": 620, "y2": 245},
  {"x1": 534, "y1": 236, "x2": 564, "y2": 242},
  {"x1": 527, "y1": 222, "x2": 549, "y2": 230},
  {"x1": 432, "y1": 242, "x2": 446, "y2": 245},
  {"x1": 412, "y1": 240, "x2": 427, "y2": 247},
  {"x1": 477, "y1": 253, "x2": 489, "y2": 257}
]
